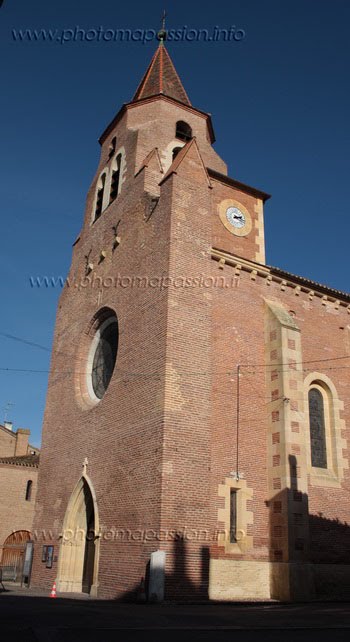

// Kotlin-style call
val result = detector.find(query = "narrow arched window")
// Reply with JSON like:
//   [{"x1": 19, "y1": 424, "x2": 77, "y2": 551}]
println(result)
[
  {"x1": 175, "y1": 121, "x2": 192, "y2": 142},
  {"x1": 108, "y1": 136, "x2": 117, "y2": 158},
  {"x1": 172, "y1": 147, "x2": 182, "y2": 161},
  {"x1": 308, "y1": 388, "x2": 327, "y2": 469},
  {"x1": 25, "y1": 480, "x2": 33, "y2": 501},
  {"x1": 95, "y1": 174, "x2": 106, "y2": 221},
  {"x1": 110, "y1": 154, "x2": 121, "y2": 203}
]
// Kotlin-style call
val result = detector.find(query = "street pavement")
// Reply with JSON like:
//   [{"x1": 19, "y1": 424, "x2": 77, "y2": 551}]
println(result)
[{"x1": 1, "y1": 584, "x2": 350, "y2": 641}]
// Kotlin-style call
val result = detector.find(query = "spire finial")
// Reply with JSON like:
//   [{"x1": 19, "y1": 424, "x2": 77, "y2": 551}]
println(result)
[
  {"x1": 161, "y1": 9, "x2": 166, "y2": 30},
  {"x1": 157, "y1": 9, "x2": 167, "y2": 43}
]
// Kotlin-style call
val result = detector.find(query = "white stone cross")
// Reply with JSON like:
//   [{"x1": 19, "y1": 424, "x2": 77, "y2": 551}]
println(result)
[{"x1": 82, "y1": 457, "x2": 89, "y2": 475}]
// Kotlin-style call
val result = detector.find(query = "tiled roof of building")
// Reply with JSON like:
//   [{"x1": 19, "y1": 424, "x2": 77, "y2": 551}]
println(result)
[
  {"x1": 268, "y1": 264, "x2": 350, "y2": 302},
  {"x1": 208, "y1": 168, "x2": 271, "y2": 202},
  {"x1": 211, "y1": 248, "x2": 350, "y2": 303},
  {"x1": 132, "y1": 43, "x2": 191, "y2": 106},
  {"x1": 0, "y1": 454, "x2": 40, "y2": 468}
]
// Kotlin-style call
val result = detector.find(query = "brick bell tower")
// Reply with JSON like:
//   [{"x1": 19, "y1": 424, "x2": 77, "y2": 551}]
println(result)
[{"x1": 31, "y1": 31, "x2": 273, "y2": 601}]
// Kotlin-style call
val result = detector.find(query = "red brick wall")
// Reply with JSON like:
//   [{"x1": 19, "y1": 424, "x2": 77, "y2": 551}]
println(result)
[
  {"x1": 31, "y1": 115, "x2": 173, "y2": 597},
  {"x1": 126, "y1": 98, "x2": 227, "y2": 176},
  {"x1": 156, "y1": 148, "x2": 214, "y2": 599},
  {"x1": 0, "y1": 465, "x2": 38, "y2": 556}
]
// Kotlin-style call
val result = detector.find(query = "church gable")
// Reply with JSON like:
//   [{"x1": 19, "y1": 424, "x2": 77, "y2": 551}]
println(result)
[{"x1": 160, "y1": 138, "x2": 212, "y2": 188}]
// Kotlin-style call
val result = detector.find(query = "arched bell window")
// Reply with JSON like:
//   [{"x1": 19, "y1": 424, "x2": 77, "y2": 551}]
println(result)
[
  {"x1": 175, "y1": 121, "x2": 192, "y2": 142},
  {"x1": 308, "y1": 387, "x2": 327, "y2": 469},
  {"x1": 109, "y1": 154, "x2": 122, "y2": 204},
  {"x1": 94, "y1": 172, "x2": 107, "y2": 221},
  {"x1": 108, "y1": 136, "x2": 117, "y2": 158}
]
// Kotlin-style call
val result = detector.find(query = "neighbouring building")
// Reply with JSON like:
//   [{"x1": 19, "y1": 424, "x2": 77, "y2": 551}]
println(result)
[
  {"x1": 31, "y1": 34, "x2": 350, "y2": 601},
  {"x1": 0, "y1": 422, "x2": 39, "y2": 579}
]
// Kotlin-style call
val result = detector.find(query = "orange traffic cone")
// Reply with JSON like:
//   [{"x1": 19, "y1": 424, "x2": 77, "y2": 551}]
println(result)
[{"x1": 49, "y1": 580, "x2": 57, "y2": 598}]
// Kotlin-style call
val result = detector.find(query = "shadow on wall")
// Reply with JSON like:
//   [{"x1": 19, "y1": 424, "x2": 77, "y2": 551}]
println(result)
[
  {"x1": 121, "y1": 536, "x2": 210, "y2": 603},
  {"x1": 121, "y1": 487, "x2": 350, "y2": 603},
  {"x1": 266, "y1": 455, "x2": 350, "y2": 601},
  {"x1": 122, "y1": 454, "x2": 350, "y2": 602},
  {"x1": 309, "y1": 514, "x2": 350, "y2": 564}
]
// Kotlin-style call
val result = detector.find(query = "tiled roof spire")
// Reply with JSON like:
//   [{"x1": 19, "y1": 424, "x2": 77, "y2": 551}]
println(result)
[{"x1": 132, "y1": 41, "x2": 191, "y2": 106}]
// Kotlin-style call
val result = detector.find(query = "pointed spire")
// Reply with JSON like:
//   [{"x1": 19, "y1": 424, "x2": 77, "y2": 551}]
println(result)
[{"x1": 132, "y1": 43, "x2": 191, "y2": 107}]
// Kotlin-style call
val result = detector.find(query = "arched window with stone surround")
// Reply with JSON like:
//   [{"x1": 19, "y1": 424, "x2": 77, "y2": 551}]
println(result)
[
  {"x1": 175, "y1": 120, "x2": 192, "y2": 142},
  {"x1": 308, "y1": 386, "x2": 327, "y2": 469},
  {"x1": 304, "y1": 373, "x2": 347, "y2": 486}
]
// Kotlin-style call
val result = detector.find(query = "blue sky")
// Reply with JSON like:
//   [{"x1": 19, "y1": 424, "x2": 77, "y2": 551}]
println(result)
[{"x1": 0, "y1": 0, "x2": 349, "y2": 446}]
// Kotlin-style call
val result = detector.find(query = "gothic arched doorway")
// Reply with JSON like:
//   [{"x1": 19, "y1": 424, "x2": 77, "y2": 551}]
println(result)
[
  {"x1": 1, "y1": 530, "x2": 31, "y2": 581},
  {"x1": 57, "y1": 477, "x2": 100, "y2": 595}
]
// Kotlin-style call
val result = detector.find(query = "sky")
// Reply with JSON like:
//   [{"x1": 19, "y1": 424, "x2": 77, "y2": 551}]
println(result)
[{"x1": 0, "y1": 0, "x2": 349, "y2": 446}]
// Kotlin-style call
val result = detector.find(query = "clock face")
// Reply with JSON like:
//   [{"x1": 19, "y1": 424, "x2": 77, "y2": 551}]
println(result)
[
  {"x1": 218, "y1": 199, "x2": 252, "y2": 237},
  {"x1": 226, "y1": 206, "x2": 246, "y2": 229}
]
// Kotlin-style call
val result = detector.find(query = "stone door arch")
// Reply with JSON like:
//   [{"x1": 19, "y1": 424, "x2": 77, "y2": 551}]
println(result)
[{"x1": 57, "y1": 476, "x2": 100, "y2": 595}]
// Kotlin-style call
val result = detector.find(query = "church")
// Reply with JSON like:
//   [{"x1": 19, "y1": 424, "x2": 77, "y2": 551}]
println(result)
[{"x1": 31, "y1": 32, "x2": 350, "y2": 601}]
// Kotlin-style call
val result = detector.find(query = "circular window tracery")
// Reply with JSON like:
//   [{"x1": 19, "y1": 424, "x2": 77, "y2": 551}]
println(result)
[{"x1": 87, "y1": 316, "x2": 118, "y2": 401}]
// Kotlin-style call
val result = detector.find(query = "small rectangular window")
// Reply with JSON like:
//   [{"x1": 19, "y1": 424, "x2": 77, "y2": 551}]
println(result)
[
  {"x1": 230, "y1": 489, "x2": 237, "y2": 543},
  {"x1": 25, "y1": 480, "x2": 33, "y2": 502}
]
